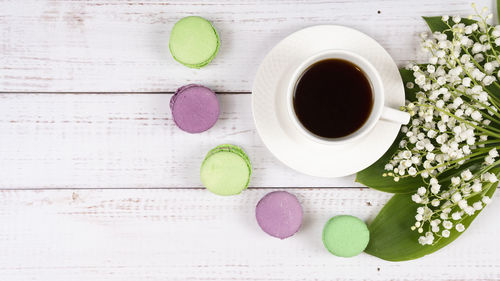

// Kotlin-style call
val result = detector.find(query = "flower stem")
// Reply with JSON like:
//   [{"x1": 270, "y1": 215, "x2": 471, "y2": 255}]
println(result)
[{"x1": 417, "y1": 103, "x2": 500, "y2": 138}]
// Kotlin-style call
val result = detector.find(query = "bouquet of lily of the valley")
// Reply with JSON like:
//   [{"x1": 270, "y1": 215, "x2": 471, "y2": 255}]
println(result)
[{"x1": 356, "y1": 4, "x2": 500, "y2": 261}]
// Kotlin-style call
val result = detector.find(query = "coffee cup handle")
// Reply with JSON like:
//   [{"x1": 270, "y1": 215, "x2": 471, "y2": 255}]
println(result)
[{"x1": 381, "y1": 106, "x2": 410, "y2": 125}]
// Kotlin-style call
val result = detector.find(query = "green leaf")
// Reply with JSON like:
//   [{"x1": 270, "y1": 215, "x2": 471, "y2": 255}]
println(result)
[
  {"x1": 355, "y1": 69, "x2": 424, "y2": 193},
  {"x1": 422, "y1": 16, "x2": 451, "y2": 33},
  {"x1": 485, "y1": 83, "x2": 500, "y2": 102},
  {"x1": 423, "y1": 16, "x2": 476, "y2": 39},
  {"x1": 399, "y1": 68, "x2": 419, "y2": 101},
  {"x1": 497, "y1": 0, "x2": 500, "y2": 24},
  {"x1": 365, "y1": 167, "x2": 499, "y2": 261}
]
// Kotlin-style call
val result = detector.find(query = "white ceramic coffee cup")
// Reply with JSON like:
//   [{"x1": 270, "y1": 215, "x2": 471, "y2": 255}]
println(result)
[{"x1": 286, "y1": 49, "x2": 410, "y2": 145}]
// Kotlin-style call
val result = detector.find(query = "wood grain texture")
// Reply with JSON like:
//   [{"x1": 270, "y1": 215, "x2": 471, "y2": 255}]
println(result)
[
  {"x1": 0, "y1": 188, "x2": 499, "y2": 281},
  {"x1": 0, "y1": 0, "x2": 492, "y2": 92},
  {"x1": 0, "y1": 93, "x2": 364, "y2": 188},
  {"x1": 2, "y1": 1, "x2": 500, "y2": 279}
]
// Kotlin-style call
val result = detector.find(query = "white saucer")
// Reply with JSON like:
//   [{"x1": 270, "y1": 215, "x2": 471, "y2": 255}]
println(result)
[{"x1": 252, "y1": 25, "x2": 405, "y2": 178}]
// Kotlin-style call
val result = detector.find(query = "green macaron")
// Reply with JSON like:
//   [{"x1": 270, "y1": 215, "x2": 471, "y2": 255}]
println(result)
[
  {"x1": 200, "y1": 144, "x2": 252, "y2": 196},
  {"x1": 169, "y1": 16, "x2": 220, "y2": 68},
  {"x1": 322, "y1": 215, "x2": 370, "y2": 258}
]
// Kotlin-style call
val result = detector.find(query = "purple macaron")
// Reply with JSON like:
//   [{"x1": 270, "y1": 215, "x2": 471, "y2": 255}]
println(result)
[
  {"x1": 256, "y1": 191, "x2": 303, "y2": 239},
  {"x1": 170, "y1": 84, "x2": 220, "y2": 133}
]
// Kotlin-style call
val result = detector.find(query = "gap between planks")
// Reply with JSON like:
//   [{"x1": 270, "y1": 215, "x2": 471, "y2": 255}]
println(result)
[
  {"x1": 0, "y1": 186, "x2": 368, "y2": 191},
  {"x1": 0, "y1": 92, "x2": 251, "y2": 95},
  {"x1": 0, "y1": 186, "x2": 497, "y2": 191}
]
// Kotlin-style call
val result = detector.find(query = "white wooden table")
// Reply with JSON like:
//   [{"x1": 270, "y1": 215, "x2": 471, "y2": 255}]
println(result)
[{"x1": 1, "y1": 1, "x2": 499, "y2": 280}]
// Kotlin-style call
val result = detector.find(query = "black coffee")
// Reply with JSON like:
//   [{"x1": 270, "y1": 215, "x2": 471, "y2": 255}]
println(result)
[{"x1": 293, "y1": 59, "x2": 373, "y2": 138}]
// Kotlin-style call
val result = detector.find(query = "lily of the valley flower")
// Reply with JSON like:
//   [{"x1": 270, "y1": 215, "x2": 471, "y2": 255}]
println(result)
[{"x1": 384, "y1": 4, "x2": 500, "y2": 246}]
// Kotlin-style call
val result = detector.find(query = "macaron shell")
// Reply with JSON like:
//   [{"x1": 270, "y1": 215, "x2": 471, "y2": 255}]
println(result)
[
  {"x1": 322, "y1": 215, "x2": 370, "y2": 258},
  {"x1": 206, "y1": 144, "x2": 251, "y2": 171},
  {"x1": 200, "y1": 145, "x2": 252, "y2": 196},
  {"x1": 169, "y1": 84, "x2": 196, "y2": 110},
  {"x1": 255, "y1": 191, "x2": 303, "y2": 239},
  {"x1": 169, "y1": 16, "x2": 220, "y2": 68},
  {"x1": 170, "y1": 84, "x2": 220, "y2": 133}
]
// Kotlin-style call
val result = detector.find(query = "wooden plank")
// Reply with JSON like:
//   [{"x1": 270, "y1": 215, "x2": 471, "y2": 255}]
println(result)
[
  {"x1": 0, "y1": 188, "x2": 499, "y2": 280},
  {"x1": 0, "y1": 0, "x2": 491, "y2": 92},
  {"x1": 0, "y1": 93, "x2": 367, "y2": 188}
]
